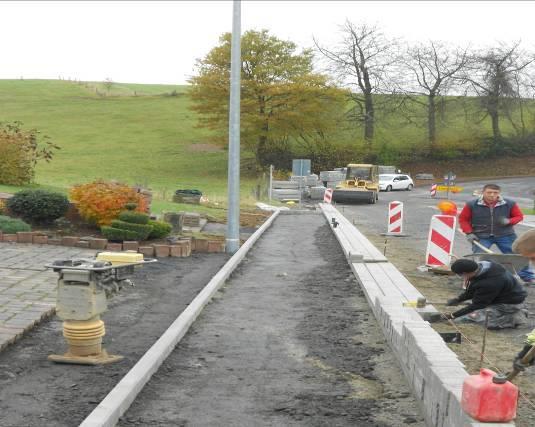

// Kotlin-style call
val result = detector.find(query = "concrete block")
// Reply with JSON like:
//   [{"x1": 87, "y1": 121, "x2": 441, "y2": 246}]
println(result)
[
  {"x1": 193, "y1": 238, "x2": 208, "y2": 252},
  {"x1": 179, "y1": 241, "x2": 191, "y2": 257},
  {"x1": 16, "y1": 232, "x2": 33, "y2": 243},
  {"x1": 207, "y1": 240, "x2": 224, "y2": 253},
  {"x1": 152, "y1": 244, "x2": 170, "y2": 258},
  {"x1": 89, "y1": 238, "x2": 108, "y2": 250},
  {"x1": 122, "y1": 241, "x2": 139, "y2": 252},
  {"x1": 61, "y1": 236, "x2": 79, "y2": 247},
  {"x1": 47, "y1": 238, "x2": 61, "y2": 245},
  {"x1": 2, "y1": 234, "x2": 17, "y2": 242},
  {"x1": 138, "y1": 246, "x2": 154, "y2": 257},
  {"x1": 32, "y1": 235, "x2": 48, "y2": 245},
  {"x1": 169, "y1": 245, "x2": 182, "y2": 257},
  {"x1": 75, "y1": 241, "x2": 90, "y2": 249},
  {"x1": 106, "y1": 243, "x2": 123, "y2": 252}
]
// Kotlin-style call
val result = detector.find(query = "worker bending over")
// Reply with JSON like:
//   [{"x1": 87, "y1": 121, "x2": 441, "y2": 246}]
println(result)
[{"x1": 431, "y1": 258, "x2": 527, "y2": 329}]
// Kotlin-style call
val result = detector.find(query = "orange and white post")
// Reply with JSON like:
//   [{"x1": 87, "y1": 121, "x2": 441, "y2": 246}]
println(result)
[
  {"x1": 387, "y1": 201, "x2": 404, "y2": 234},
  {"x1": 323, "y1": 188, "x2": 333, "y2": 204}
]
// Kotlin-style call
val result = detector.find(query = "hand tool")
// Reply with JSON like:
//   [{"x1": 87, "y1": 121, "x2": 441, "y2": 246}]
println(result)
[{"x1": 402, "y1": 297, "x2": 469, "y2": 308}]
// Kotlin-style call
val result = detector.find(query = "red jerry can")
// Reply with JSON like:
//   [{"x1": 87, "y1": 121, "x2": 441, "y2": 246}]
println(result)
[{"x1": 461, "y1": 368, "x2": 518, "y2": 422}]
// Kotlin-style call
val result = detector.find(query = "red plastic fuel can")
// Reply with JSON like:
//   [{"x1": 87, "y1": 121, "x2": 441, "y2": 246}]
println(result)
[{"x1": 461, "y1": 368, "x2": 518, "y2": 422}]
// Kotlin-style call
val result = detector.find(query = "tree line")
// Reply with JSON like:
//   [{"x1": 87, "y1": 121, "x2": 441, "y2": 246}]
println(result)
[{"x1": 188, "y1": 22, "x2": 535, "y2": 172}]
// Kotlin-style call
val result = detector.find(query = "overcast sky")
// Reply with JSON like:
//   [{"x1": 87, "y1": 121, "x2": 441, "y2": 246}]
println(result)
[{"x1": 1, "y1": 0, "x2": 534, "y2": 85}]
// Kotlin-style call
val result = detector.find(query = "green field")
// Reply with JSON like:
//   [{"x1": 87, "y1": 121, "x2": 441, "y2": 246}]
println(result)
[
  {"x1": 0, "y1": 79, "x2": 262, "y2": 209},
  {"x1": 1, "y1": 79, "x2": 533, "y2": 214}
]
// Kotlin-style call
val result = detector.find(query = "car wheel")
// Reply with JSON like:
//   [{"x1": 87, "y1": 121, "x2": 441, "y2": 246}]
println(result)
[
  {"x1": 386, "y1": 185, "x2": 392, "y2": 192},
  {"x1": 406, "y1": 184, "x2": 413, "y2": 191}
]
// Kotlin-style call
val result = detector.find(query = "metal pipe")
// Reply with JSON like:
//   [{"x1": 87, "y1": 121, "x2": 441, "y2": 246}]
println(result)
[
  {"x1": 226, "y1": 0, "x2": 241, "y2": 254},
  {"x1": 269, "y1": 164, "x2": 273, "y2": 201}
]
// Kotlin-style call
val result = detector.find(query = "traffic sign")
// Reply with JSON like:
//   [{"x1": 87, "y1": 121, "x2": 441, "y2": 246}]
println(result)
[{"x1": 436, "y1": 185, "x2": 464, "y2": 193}]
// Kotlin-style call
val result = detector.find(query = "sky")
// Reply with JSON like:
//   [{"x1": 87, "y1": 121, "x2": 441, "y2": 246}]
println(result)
[{"x1": 1, "y1": 0, "x2": 535, "y2": 85}]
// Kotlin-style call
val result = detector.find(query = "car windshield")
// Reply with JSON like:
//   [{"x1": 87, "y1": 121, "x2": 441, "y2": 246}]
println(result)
[
  {"x1": 347, "y1": 167, "x2": 371, "y2": 180},
  {"x1": 379, "y1": 174, "x2": 395, "y2": 181}
]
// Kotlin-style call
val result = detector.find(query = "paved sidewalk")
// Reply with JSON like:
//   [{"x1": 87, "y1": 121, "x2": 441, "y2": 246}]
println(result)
[{"x1": 0, "y1": 242, "x2": 96, "y2": 351}]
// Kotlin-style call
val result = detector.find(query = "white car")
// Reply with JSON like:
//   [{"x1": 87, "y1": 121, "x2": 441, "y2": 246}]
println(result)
[{"x1": 379, "y1": 174, "x2": 414, "y2": 191}]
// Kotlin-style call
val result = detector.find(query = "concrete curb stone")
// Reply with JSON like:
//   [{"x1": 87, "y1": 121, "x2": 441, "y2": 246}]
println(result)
[{"x1": 320, "y1": 203, "x2": 514, "y2": 427}]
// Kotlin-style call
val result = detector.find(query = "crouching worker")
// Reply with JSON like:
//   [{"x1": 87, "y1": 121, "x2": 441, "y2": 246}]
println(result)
[{"x1": 430, "y1": 258, "x2": 527, "y2": 329}]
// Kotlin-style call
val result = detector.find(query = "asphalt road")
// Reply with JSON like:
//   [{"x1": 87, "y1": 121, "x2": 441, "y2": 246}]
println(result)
[{"x1": 334, "y1": 176, "x2": 535, "y2": 259}]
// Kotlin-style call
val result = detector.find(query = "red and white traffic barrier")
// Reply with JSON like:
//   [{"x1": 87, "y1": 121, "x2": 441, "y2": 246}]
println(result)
[
  {"x1": 430, "y1": 183, "x2": 437, "y2": 198},
  {"x1": 425, "y1": 214, "x2": 457, "y2": 267},
  {"x1": 387, "y1": 201, "x2": 404, "y2": 234},
  {"x1": 324, "y1": 188, "x2": 333, "y2": 204}
]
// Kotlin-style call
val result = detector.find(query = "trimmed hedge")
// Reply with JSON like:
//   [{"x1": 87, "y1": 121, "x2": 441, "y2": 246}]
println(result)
[
  {"x1": 101, "y1": 226, "x2": 139, "y2": 242},
  {"x1": 0, "y1": 215, "x2": 31, "y2": 233},
  {"x1": 6, "y1": 189, "x2": 69, "y2": 224},
  {"x1": 117, "y1": 211, "x2": 149, "y2": 225},
  {"x1": 110, "y1": 220, "x2": 153, "y2": 241},
  {"x1": 148, "y1": 220, "x2": 172, "y2": 239}
]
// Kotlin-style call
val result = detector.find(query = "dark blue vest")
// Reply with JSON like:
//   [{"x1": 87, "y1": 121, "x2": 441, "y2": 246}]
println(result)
[{"x1": 469, "y1": 198, "x2": 515, "y2": 238}]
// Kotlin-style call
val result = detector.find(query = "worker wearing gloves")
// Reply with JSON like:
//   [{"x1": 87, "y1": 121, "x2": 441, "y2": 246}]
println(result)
[
  {"x1": 512, "y1": 230, "x2": 535, "y2": 371},
  {"x1": 459, "y1": 184, "x2": 523, "y2": 254},
  {"x1": 430, "y1": 258, "x2": 527, "y2": 329}
]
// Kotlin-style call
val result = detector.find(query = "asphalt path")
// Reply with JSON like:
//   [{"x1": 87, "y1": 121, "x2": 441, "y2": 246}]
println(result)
[{"x1": 118, "y1": 213, "x2": 424, "y2": 426}]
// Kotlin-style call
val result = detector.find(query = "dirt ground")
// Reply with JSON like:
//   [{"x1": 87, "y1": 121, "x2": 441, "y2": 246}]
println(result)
[
  {"x1": 0, "y1": 254, "x2": 228, "y2": 427},
  {"x1": 364, "y1": 232, "x2": 535, "y2": 427},
  {"x1": 118, "y1": 214, "x2": 424, "y2": 426}
]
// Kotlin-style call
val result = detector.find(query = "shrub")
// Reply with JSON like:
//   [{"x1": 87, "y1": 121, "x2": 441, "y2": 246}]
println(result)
[
  {"x1": 0, "y1": 215, "x2": 31, "y2": 233},
  {"x1": 148, "y1": 220, "x2": 172, "y2": 239},
  {"x1": 101, "y1": 226, "x2": 139, "y2": 242},
  {"x1": 70, "y1": 180, "x2": 148, "y2": 226},
  {"x1": 6, "y1": 189, "x2": 69, "y2": 224},
  {"x1": 117, "y1": 211, "x2": 149, "y2": 225},
  {"x1": 0, "y1": 121, "x2": 59, "y2": 185},
  {"x1": 110, "y1": 220, "x2": 153, "y2": 240}
]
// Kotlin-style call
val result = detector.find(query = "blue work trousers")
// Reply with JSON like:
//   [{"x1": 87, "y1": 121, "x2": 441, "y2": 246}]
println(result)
[{"x1": 473, "y1": 234, "x2": 517, "y2": 254}]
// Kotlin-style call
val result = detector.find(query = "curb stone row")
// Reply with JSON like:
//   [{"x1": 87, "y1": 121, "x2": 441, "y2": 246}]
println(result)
[
  {"x1": 0, "y1": 231, "x2": 226, "y2": 257},
  {"x1": 319, "y1": 203, "x2": 513, "y2": 427}
]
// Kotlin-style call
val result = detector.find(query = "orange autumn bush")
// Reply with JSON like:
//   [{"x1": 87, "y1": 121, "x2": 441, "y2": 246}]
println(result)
[{"x1": 70, "y1": 180, "x2": 148, "y2": 226}]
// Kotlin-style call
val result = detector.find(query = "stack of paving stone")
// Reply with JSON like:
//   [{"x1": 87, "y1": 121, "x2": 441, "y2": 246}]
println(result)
[
  {"x1": 319, "y1": 170, "x2": 345, "y2": 188},
  {"x1": 289, "y1": 174, "x2": 320, "y2": 187},
  {"x1": 272, "y1": 175, "x2": 325, "y2": 201},
  {"x1": 309, "y1": 186, "x2": 326, "y2": 200},
  {"x1": 271, "y1": 180, "x2": 301, "y2": 202}
]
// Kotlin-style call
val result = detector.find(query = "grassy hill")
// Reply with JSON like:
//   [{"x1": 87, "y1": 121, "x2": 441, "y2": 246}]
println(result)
[
  {"x1": 0, "y1": 79, "x2": 533, "y2": 211},
  {"x1": 0, "y1": 79, "x2": 251, "y2": 206}
]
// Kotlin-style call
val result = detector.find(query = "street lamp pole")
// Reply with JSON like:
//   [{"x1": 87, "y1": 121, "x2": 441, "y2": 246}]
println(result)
[{"x1": 226, "y1": 0, "x2": 241, "y2": 254}]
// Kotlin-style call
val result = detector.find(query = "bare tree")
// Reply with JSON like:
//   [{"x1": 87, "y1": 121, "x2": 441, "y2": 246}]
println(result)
[
  {"x1": 462, "y1": 42, "x2": 533, "y2": 142},
  {"x1": 402, "y1": 42, "x2": 469, "y2": 152},
  {"x1": 314, "y1": 21, "x2": 398, "y2": 151}
]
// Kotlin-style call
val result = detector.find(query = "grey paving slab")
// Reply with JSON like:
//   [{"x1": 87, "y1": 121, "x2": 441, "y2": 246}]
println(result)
[{"x1": 0, "y1": 242, "x2": 96, "y2": 351}]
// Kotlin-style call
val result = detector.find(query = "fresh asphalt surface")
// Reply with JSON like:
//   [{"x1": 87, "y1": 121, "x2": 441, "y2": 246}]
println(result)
[{"x1": 119, "y1": 213, "x2": 424, "y2": 426}]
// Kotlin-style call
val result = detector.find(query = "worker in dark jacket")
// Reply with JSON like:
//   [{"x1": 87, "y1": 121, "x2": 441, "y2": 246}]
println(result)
[
  {"x1": 459, "y1": 184, "x2": 523, "y2": 253},
  {"x1": 432, "y1": 259, "x2": 527, "y2": 329}
]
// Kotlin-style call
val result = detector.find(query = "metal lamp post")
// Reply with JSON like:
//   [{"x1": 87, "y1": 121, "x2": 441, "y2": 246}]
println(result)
[{"x1": 226, "y1": 0, "x2": 241, "y2": 254}]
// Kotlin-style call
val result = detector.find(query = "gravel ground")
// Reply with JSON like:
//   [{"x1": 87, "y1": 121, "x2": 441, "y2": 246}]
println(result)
[
  {"x1": 118, "y1": 213, "x2": 424, "y2": 426},
  {"x1": 0, "y1": 254, "x2": 228, "y2": 427}
]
